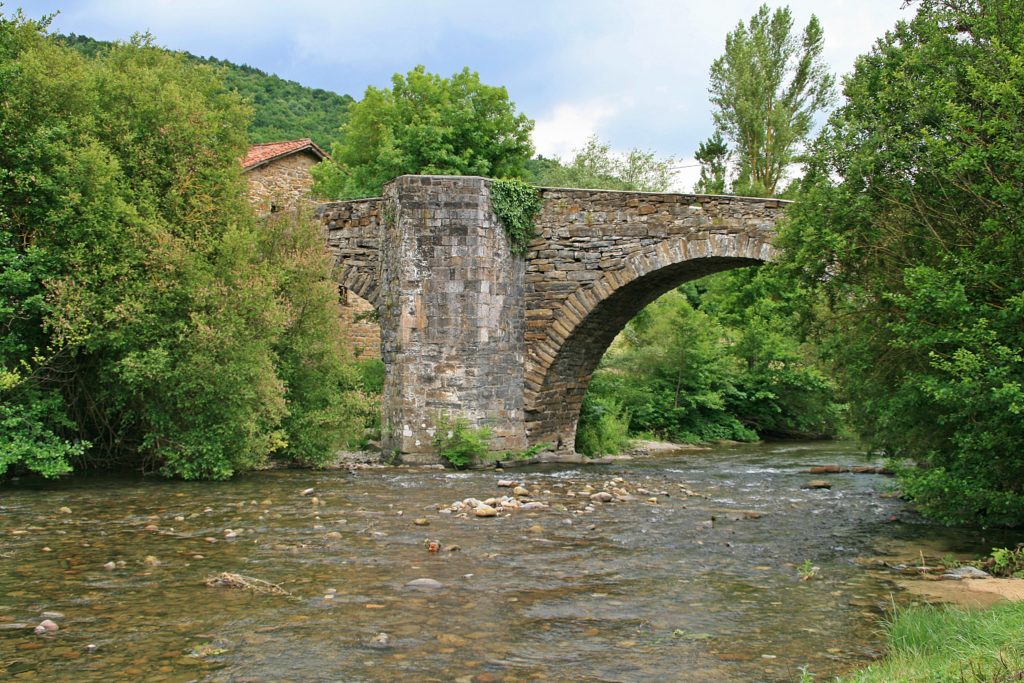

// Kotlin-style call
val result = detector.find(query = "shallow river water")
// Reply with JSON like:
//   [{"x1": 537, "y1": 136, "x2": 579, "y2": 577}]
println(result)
[{"x1": 0, "y1": 441, "x2": 1010, "y2": 682}]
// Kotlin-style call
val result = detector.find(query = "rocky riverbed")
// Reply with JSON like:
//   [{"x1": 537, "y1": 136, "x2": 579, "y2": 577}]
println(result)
[{"x1": 2, "y1": 440, "x2": 1017, "y2": 682}]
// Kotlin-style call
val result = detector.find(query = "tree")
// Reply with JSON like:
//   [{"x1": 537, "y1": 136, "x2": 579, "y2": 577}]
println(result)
[
  {"x1": 0, "y1": 13, "x2": 367, "y2": 479},
  {"x1": 781, "y1": 0, "x2": 1024, "y2": 526},
  {"x1": 693, "y1": 131, "x2": 729, "y2": 194},
  {"x1": 312, "y1": 65, "x2": 534, "y2": 198},
  {"x1": 705, "y1": 4, "x2": 834, "y2": 197},
  {"x1": 531, "y1": 135, "x2": 676, "y2": 192}
]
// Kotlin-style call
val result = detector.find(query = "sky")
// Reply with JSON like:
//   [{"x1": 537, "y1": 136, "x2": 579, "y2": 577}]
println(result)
[{"x1": 16, "y1": 1, "x2": 911, "y2": 189}]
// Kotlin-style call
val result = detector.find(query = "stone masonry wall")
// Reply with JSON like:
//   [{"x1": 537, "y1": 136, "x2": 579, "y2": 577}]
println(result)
[
  {"x1": 317, "y1": 180, "x2": 787, "y2": 462},
  {"x1": 522, "y1": 189, "x2": 787, "y2": 450},
  {"x1": 246, "y1": 152, "x2": 320, "y2": 214},
  {"x1": 318, "y1": 199, "x2": 384, "y2": 361},
  {"x1": 377, "y1": 176, "x2": 527, "y2": 462}
]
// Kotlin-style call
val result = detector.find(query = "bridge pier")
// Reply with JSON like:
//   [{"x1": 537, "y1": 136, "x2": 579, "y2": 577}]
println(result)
[{"x1": 378, "y1": 176, "x2": 528, "y2": 462}]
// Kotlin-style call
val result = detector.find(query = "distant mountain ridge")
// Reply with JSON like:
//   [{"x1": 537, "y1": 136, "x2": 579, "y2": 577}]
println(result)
[{"x1": 54, "y1": 33, "x2": 352, "y2": 150}]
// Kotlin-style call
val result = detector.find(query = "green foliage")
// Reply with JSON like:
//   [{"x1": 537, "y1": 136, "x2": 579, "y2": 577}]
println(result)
[
  {"x1": 490, "y1": 178, "x2": 542, "y2": 255},
  {"x1": 781, "y1": 0, "x2": 1024, "y2": 526},
  {"x1": 529, "y1": 136, "x2": 676, "y2": 192},
  {"x1": 576, "y1": 395, "x2": 632, "y2": 457},
  {"x1": 706, "y1": 4, "x2": 835, "y2": 196},
  {"x1": 53, "y1": 33, "x2": 353, "y2": 149},
  {"x1": 840, "y1": 602, "x2": 1024, "y2": 682},
  {"x1": 312, "y1": 65, "x2": 534, "y2": 199},
  {"x1": 0, "y1": 14, "x2": 368, "y2": 479},
  {"x1": 579, "y1": 279, "x2": 841, "y2": 450},
  {"x1": 355, "y1": 359, "x2": 386, "y2": 395},
  {"x1": 692, "y1": 131, "x2": 729, "y2": 194},
  {"x1": 432, "y1": 412, "x2": 492, "y2": 468},
  {"x1": 978, "y1": 547, "x2": 1024, "y2": 579},
  {"x1": 499, "y1": 442, "x2": 553, "y2": 461}
]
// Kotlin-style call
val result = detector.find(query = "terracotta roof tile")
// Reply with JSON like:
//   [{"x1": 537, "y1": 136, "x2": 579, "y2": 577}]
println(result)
[{"x1": 241, "y1": 138, "x2": 329, "y2": 170}]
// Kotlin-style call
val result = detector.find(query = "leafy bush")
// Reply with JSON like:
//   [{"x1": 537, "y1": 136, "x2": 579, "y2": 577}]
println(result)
[
  {"x1": 0, "y1": 14, "x2": 369, "y2": 479},
  {"x1": 780, "y1": 0, "x2": 1024, "y2": 525},
  {"x1": 576, "y1": 395, "x2": 632, "y2": 456},
  {"x1": 490, "y1": 178, "x2": 541, "y2": 255},
  {"x1": 432, "y1": 413, "x2": 492, "y2": 468}
]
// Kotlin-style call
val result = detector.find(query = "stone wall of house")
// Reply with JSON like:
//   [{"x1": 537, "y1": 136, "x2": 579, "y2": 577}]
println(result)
[{"x1": 246, "y1": 152, "x2": 320, "y2": 214}]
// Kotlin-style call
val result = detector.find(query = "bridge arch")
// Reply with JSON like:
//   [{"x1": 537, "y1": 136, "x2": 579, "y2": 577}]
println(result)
[{"x1": 523, "y1": 235, "x2": 777, "y2": 450}]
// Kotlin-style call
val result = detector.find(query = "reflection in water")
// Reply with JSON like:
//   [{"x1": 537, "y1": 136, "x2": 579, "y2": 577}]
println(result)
[{"x1": 0, "y1": 442, "x2": 1008, "y2": 682}]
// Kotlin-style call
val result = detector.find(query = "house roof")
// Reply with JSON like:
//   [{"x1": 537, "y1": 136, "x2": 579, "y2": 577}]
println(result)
[{"x1": 241, "y1": 138, "x2": 329, "y2": 170}]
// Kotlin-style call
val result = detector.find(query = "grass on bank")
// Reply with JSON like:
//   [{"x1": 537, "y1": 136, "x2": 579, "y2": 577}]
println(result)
[{"x1": 840, "y1": 601, "x2": 1024, "y2": 682}]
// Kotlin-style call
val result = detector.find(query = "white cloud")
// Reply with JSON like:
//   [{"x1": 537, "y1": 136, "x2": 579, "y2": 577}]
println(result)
[{"x1": 532, "y1": 100, "x2": 620, "y2": 159}]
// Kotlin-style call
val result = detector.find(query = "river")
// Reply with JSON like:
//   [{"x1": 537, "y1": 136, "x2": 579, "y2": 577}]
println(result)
[{"x1": 0, "y1": 441, "x2": 1011, "y2": 682}]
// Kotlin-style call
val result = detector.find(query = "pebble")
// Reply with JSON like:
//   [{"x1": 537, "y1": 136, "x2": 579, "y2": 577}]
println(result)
[
  {"x1": 173, "y1": 515, "x2": 185, "y2": 522},
  {"x1": 403, "y1": 578, "x2": 443, "y2": 591},
  {"x1": 590, "y1": 491, "x2": 613, "y2": 503},
  {"x1": 474, "y1": 504, "x2": 498, "y2": 518},
  {"x1": 85, "y1": 644, "x2": 99, "y2": 654},
  {"x1": 647, "y1": 497, "x2": 659, "y2": 504},
  {"x1": 496, "y1": 480, "x2": 516, "y2": 488},
  {"x1": 528, "y1": 524, "x2": 545, "y2": 534},
  {"x1": 413, "y1": 518, "x2": 430, "y2": 526},
  {"x1": 144, "y1": 524, "x2": 159, "y2": 532},
  {"x1": 513, "y1": 486, "x2": 530, "y2": 497},
  {"x1": 34, "y1": 619, "x2": 59, "y2": 635},
  {"x1": 301, "y1": 487, "x2": 316, "y2": 496},
  {"x1": 521, "y1": 502, "x2": 547, "y2": 511},
  {"x1": 58, "y1": 506, "x2": 72, "y2": 514},
  {"x1": 143, "y1": 555, "x2": 161, "y2": 567},
  {"x1": 325, "y1": 531, "x2": 343, "y2": 540},
  {"x1": 369, "y1": 632, "x2": 391, "y2": 648},
  {"x1": 803, "y1": 480, "x2": 832, "y2": 489},
  {"x1": 40, "y1": 611, "x2": 64, "y2": 620}
]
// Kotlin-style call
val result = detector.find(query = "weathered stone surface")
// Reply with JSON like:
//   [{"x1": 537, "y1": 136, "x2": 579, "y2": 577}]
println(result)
[{"x1": 320, "y1": 177, "x2": 787, "y2": 462}]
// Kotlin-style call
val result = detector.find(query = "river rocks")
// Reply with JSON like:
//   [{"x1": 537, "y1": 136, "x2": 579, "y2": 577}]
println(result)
[
  {"x1": 512, "y1": 486, "x2": 530, "y2": 497},
  {"x1": 496, "y1": 480, "x2": 516, "y2": 488},
  {"x1": 0, "y1": 623, "x2": 31, "y2": 631},
  {"x1": 802, "y1": 480, "x2": 832, "y2": 489},
  {"x1": 590, "y1": 491, "x2": 613, "y2": 503},
  {"x1": 413, "y1": 518, "x2": 430, "y2": 526},
  {"x1": 58, "y1": 506, "x2": 72, "y2": 515},
  {"x1": 528, "y1": 524, "x2": 545, "y2": 534},
  {"x1": 324, "y1": 531, "x2": 343, "y2": 540},
  {"x1": 368, "y1": 632, "x2": 392, "y2": 648},
  {"x1": 40, "y1": 611, "x2": 64, "y2": 620},
  {"x1": 520, "y1": 502, "x2": 548, "y2": 511},
  {"x1": 34, "y1": 619, "x2": 59, "y2": 635},
  {"x1": 474, "y1": 504, "x2": 498, "y2": 518},
  {"x1": 403, "y1": 578, "x2": 443, "y2": 591},
  {"x1": 143, "y1": 555, "x2": 161, "y2": 567},
  {"x1": 942, "y1": 566, "x2": 991, "y2": 580},
  {"x1": 809, "y1": 465, "x2": 849, "y2": 474}
]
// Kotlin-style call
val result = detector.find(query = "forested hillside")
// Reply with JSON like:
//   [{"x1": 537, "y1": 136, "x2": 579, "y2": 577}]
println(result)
[{"x1": 54, "y1": 33, "x2": 353, "y2": 149}]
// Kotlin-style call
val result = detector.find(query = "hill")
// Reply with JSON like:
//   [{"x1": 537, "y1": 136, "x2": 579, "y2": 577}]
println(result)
[{"x1": 54, "y1": 33, "x2": 352, "y2": 149}]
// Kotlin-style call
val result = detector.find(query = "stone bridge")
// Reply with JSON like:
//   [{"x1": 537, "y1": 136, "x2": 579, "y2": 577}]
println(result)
[{"x1": 318, "y1": 175, "x2": 787, "y2": 463}]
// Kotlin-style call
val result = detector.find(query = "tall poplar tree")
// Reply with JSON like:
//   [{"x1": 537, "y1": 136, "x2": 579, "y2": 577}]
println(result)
[{"x1": 703, "y1": 4, "x2": 834, "y2": 197}]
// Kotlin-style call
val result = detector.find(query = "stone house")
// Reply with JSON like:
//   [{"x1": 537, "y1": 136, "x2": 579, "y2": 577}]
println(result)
[
  {"x1": 241, "y1": 137, "x2": 329, "y2": 214},
  {"x1": 242, "y1": 138, "x2": 381, "y2": 360}
]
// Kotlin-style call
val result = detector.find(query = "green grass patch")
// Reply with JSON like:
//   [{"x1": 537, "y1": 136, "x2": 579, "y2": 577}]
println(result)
[{"x1": 840, "y1": 601, "x2": 1024, "y2": 682}]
